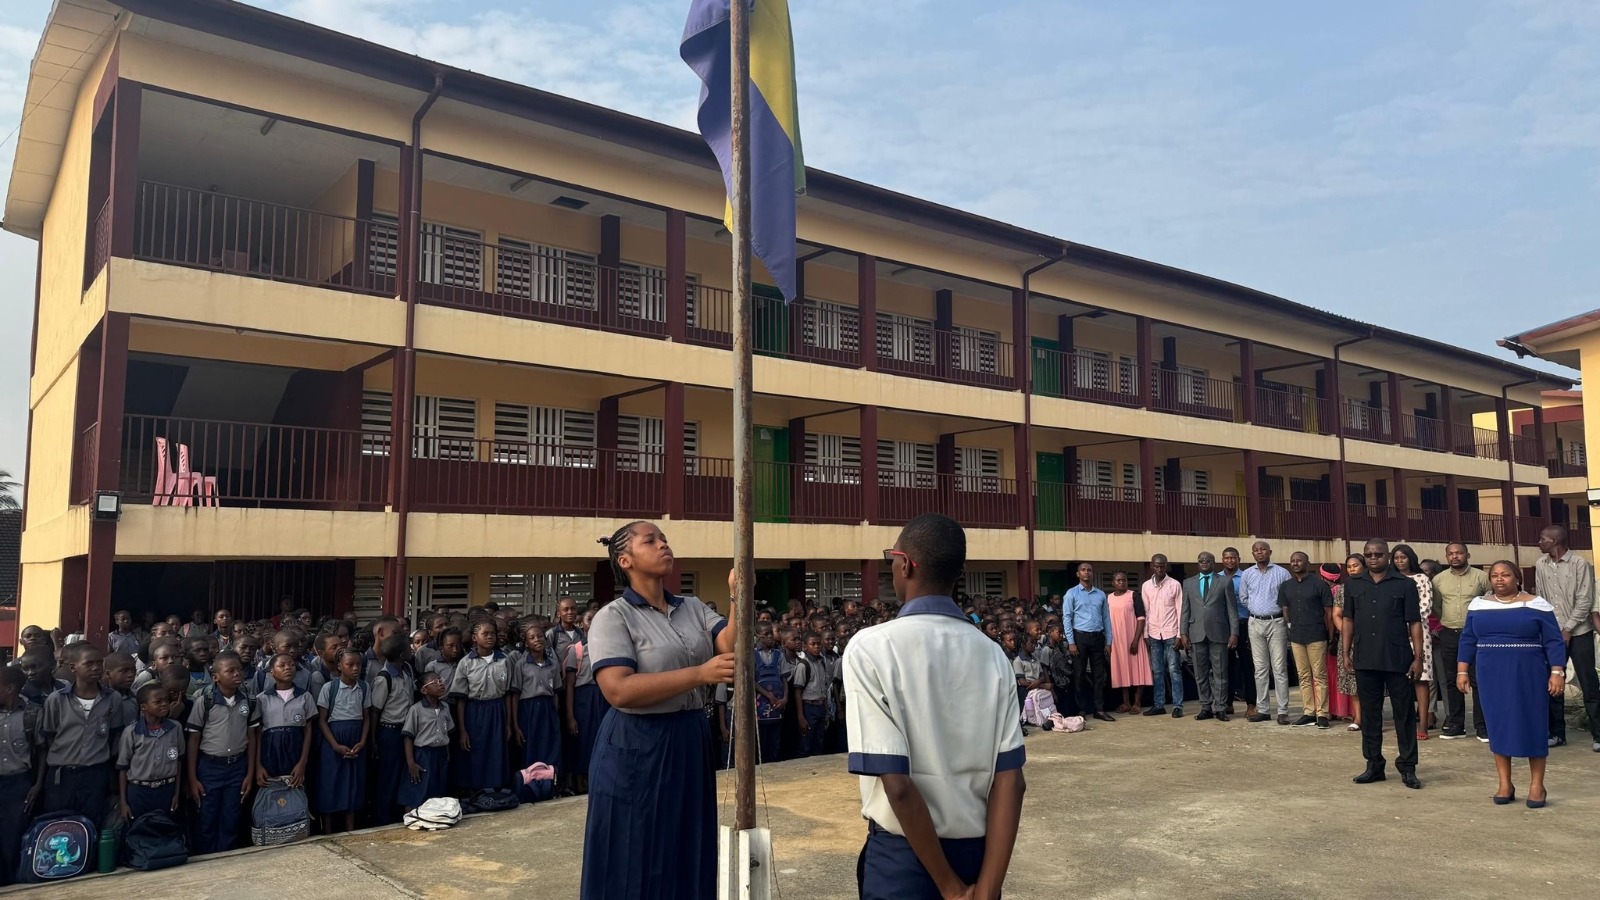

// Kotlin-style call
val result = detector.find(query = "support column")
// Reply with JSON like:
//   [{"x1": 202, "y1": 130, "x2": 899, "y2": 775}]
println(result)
[
  {"x1": 1057, "y1": 314, "x2": 1075, "y2": 394},
  {"x1": 332, "y1": 561, "x2": 356, "y2": 618},
  {"x1": 934, "y1": 288, "x2": 953, "y2": 380},
  {"x1": 595, "y1": 560, "x2": 615, "y2": 607},
  {"x1": 860, "y1": 405, "x2": 879, "y2": 523},
  {"x1": 1014, "y1": 422, "x2": 1031, "y2": 528},
  {"x1": 665, "y1": 209, "x2": 687, "y2": 342},
  {"x1": 1445, "y1": 474, "x2": 1460, "y2": 520},
  {"x1": 937, "y1": 433, "x2": 955, "y2": 518},
  {"x1": 1440, "y1": 385, "x2": 1458, "y2": 455},
  {"x1": 108, "y1": 81, "x2": 140, "y2": 260},
  {"x1": 1243, "y1": 449, "x2": 1261, "y2": 539},
  {"x1": 1140, "y1": 438, "x2": 1157, "y2": 533},
  {"x1": 858, "y1": 254, "x2": 877, "y2": 371},
  {"x1": 663, "y1": 383, "x2": 685, "y2": 519},
  {"x1": 1320, "y1": 358, "x2": 1341, "y2": 437},
  {"x1": 1239, "y1": 338, "x2": 1256, "y2": 423},
  {"x1": 789, "y1": 417, "x2": 807, "y2": 520},
  {"x1": 861, "y1": 559, "x2": 881, "y2": 604},
  {"x1": 1532, "y1": 403, "x2": 1548, "y2": 466},
  {"x1": 1495, "y1": 397, "x2": 1512, "y2": 465},
  {"x1": 599, "y1": 214, "x2": 621, "y2": 323},
  {"x1": 1135, "y1": 316, "x2": 1153, "y2": 409},
  {"x1": 1387, "y1": 372, "x2": 1403, "y2": 445},
  {"x1": 354, "y1": 159, "x2": 375, "y2": 290},
  {"x1": 788, "y1": 560, "x2": 807, "y2": 612},
  {"x1": 1500, "y1": 480, "x2": 1517, "y2": 545},
  {"x1": 1012, "y1": 287, "x2": 1028, "y2": 391},
  {"x1": 85, "y1": 312, "x2": 130, "y2": 649},
  {"x1": 1393, "y1": 468, "x2": 1409, "y2": 540},
  {"x1": 1331, "y1": 460, "x2": 1349, "y2": 540}
]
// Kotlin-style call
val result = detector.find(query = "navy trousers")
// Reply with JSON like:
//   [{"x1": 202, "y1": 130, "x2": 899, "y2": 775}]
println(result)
[
  {"x1": 41, "y1": 763, "x2": 109, "y2": 826},
  {"x1": 193, "y1": 753, "x2": 248, "y2": 855},
  {"x1": 800, "y1": 701, "x2": 827, "y2": 757},
  {"x1": 126, "y1": 780, "x2": 178, "y2": 820},
  {"x1": 857, "y1": 821, "x2": 988, "y2": 900},
  {"x1": 0, "y1": 772, "x2": 30, "y2": 886}
]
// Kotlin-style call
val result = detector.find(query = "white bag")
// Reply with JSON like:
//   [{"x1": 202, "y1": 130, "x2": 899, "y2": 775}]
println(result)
[
  {"x1": 1022, "y1": 688, "x2": 1056, "y2": 726},
  {"x1": 404, "y1": 797, "x2": 463, "y2": 831}
]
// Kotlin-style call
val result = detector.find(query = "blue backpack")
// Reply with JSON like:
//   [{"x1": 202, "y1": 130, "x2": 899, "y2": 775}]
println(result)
[{"x1": 17, "y1": 811, "x2": 95, "y2": 882}]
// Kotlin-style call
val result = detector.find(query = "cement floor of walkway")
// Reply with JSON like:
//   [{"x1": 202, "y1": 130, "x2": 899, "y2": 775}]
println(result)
[{"x1": 14, "y1": 702, "x2": 1600, "y2": 899}]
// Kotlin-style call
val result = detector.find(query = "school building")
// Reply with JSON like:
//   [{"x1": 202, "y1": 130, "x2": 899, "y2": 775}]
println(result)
[{"x1": 6, "y1": 0, "x2": 1574, "y2": 646}]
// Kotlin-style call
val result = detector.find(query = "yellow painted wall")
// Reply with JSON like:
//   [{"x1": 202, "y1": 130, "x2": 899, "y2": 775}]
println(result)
[
  {"x1": 111, "y1": 507, "x2": 398, "y2": 559},
  {"x1": 24, "y1": 359, "x2": 81, "y2": 526},
  {"x1": 17, "y1": 562, "x2": 65, "y2": 632}
]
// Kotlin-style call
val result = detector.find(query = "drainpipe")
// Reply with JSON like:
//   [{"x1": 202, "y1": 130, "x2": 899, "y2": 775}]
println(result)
[
  {"x1": 1020, "y1": 249, "x2": 1069, "y2": 601},
  {"x1": 1500, "y1": 377, "x2": 1538, "y2": 562},
  {"x1": 1331, "y1": 330, "x2": 1374, "y2": 556},
  {"x1": 390, "y1": 74, "x2": 445, "y2": 614}
]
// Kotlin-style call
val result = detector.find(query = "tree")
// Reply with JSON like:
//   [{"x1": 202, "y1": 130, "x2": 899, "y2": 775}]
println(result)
[{"x1": 0, "y1": 468, "x2": 19, "y2": 510}]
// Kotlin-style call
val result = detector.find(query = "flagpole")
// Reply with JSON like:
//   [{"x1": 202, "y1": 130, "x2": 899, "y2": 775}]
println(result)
[{"x1": 728, "y1": 0, "x2": 758, "y2": 835}]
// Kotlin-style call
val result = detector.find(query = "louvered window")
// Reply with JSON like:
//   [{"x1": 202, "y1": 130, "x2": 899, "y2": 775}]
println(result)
[
  {"x1": 677, "y1": 572, "x2": 699, "y2": 598},
  {"x1": 617, "y1": 263, "x2": 695, "y2": 323},
  {"x1": 618, "y1": 416, "x2": 700, "y2": 474},
  {"x1": 877, "y1": 440, "x2": 936, "y2": 488},
  {"x1": 361, "y1": 389, "x2": 393, "y2": 456},
  {"x1": 1125, "y1": 465, "x2": 1211, "y2": 504},
  {"x1": 956, "y1": 446, "x2": 1001, "y2": 493},
  {"x1": 1154, "y1": 365, "x2": 1209, "y2": 405},
  {"x1": 367, "y1": 213, "x2": 399, "y2": 278},
  {"x1": 804, "y1": 433, "x2": 862, "y2": 485},
  {"x1": 1077, "y1": 458, "x2": 1119, "y2": 501},
  {"x1": 495, "y1": 237, "x2": 535, "y2": 299},
  {"x1": 414, "y1": 396, "x2": 477, "y2": 461},
  {"x1": 956, "y1": 571, "x2": 1005, "y2": 598},
  {"x1": 512, "y1": 243, "x2": 596, "y2": 309},
  {"x1": 495, "y1": 403, "x2": 597, "y2": 468},
  {"x1": 805, "y1": 571, "x2": 863, "y2": 606},
  {"x1": 1346, "y1": 398, "x2": 1374, "y2": 431},
  {"x1": 802, "y1": 302, "x2": 859, "y2": 352},
  {"x1": 419, "y1": 224, "x2": 483, "y2": 289},
  {"x1": 488, "y1": 573, "x2": 593, "y2": 618},
  {"x1": 1563, "y1": 441, "x2": 1587, "y2": 467},
  {"x1": 352, "y1": 575, "x2": 384, "y2": 625},
  {"x1": 407, "y1": 574, "x2": 471, "y2": 623},
  {"x1": 954, "y1": 326, "x2": 999, "y2": 375},
  {"x1": 875, "y1": 313, "x2": 934, "y2": 364}
]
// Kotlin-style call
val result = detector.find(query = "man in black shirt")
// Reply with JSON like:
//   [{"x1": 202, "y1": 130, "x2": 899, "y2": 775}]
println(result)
[
  {"x1": 1278, "y1": 551, "x2": 1335, "y2": 729},
  {"x1": 1341, "y1": 539, "x2": 1425, "y2": 789}
]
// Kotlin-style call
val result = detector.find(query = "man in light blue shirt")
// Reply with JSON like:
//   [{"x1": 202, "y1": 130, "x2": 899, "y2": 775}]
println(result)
[
  {"x1": 1065, "y1": 563, "x2": 1114, "y2": 722},
  {"x1": 1238, "y1": 541, "x2": 1294, "y2": 724}
]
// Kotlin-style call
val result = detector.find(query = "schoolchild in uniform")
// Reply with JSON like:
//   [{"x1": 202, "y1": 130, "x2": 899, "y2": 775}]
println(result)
[
  {"x1": 447, "y1": 621, "x2": 513, "y2": 794},
  {"x1": 792, "y1": 632, "x2": 830, "y2": 758},
  {"x1": 0, "y1": 666, "x2": 41, "y2": 887},
  {"x1": 255, "y1": 653, "x2": 317, "y2": 790},
  {"x1": 234, "y1": 634, "x2": 262, "y2": 675},
  {"x1": 846, "y1": 514, "x2": 1026, "y2": 900},
  {"x1": 563, "y1": 613, "x2": 608, "y2": 794},
  {"x1": 581, "y1": 521, "x2": 735, "y2": 900},
  {"x1": 185, "y1": 652, "x2": 258, "y2": 855},
  {"x1": 132, "y1": 638, "x2": 181, "y2": 693},
  {"x1": 753, "y1": 622, "x2": 787, "y2": 763},
  {"x1": 160, "y1": 666, "x2": 193, "y2": 725},
  {"x1": 398, "y1": 670, "x2": 453, "y2": 814},
  {"x1": 38, "y1": 644, "x2": 127, "y2": 825},
  {"x1": 368, "y1": 633, "x2": 416, "y2": 826},
  {"x1": 104, "y1": 651, "x2": 140, "y2": 732},
  {"x1": 251, "y1": 629, "x2": 315, "y2": 696},
  {"x1": 310, "y1": 632, "x2": 344, "y2": 698},
  {"x1": 109, "y1": 610, "x2": 142, "y2": 658},
  {"x1": 16, "y1": 648, "x2": 65, "y2": 705},
  {"x1": 778, "y1": 627, "x2": 804, "y2": 760},
  {"x1": 116, "y1": 682, "x2": 185, "y2": 821},
  {"x1": 510, "y1": 622, "x2": 563, "y2": 801},
  {"x1": 182, "y1": 635, "x2": 215, "y2": 700},
  {"x1": 426, "y1": 627, "x2": 463, "y2": 695},
  {"x1": 315, "y1": 649, "x2": 369, "y2": 833}
]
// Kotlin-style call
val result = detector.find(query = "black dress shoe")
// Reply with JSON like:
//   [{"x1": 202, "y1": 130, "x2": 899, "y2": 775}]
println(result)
[
  {"x1": 1214, "y1": 712, "x2": 1230, "y2": 722},
  {"x1": 1093, "y1": 712, "x2": 1116, "y2": 722},
  {"x1": 1171, "y1": 706, "x2": 1183, "y2": 718},
  {"x1": 1400, "y1": 770, "x2": 1422, "y2": 790},
  {"x1": 1195, "y1": 709, "x2": 1215, "y2": 721},
  {"x1": 1352, "y1": 766, "x2": 1387, "y2": 784},
  {"x1": 1142, "y1": 706, "x2": 1166, "y2": 717}
]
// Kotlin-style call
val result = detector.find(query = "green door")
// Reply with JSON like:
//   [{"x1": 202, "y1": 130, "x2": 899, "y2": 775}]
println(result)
[
  {"x1": 753, "y1": 283, "x2": 787, "y2": 357},
  {"x1": 1032, "y1": 337, "x2": 1061, "y2": 398},
  {"x1": 754, "y1": 425, "x2": 790, "y2": 523},
  {"x1": 1035, "y1": 451, "x2": 1066, "y2": 530}
]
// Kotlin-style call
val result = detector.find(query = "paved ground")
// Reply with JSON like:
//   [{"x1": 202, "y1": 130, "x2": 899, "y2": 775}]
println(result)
[{"x1": 10, "y1": 697, "x2": 1600, "y2": 899}]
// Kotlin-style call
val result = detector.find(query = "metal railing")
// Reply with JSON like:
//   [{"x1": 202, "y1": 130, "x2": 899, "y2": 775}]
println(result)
[
  {"x1": 1254, "y1": 385, "x2": 1332, "y2": 434},
  {"x1": 1400, "y1": 413, "x2": 1451, "y2": 454},
  {"x1": 1157, "y1": 490, "x2": 1242, "y2": 537},
  {"x1": 408, "y1": 436, "x2": 664, "y2": 517},
  {"x1": 1410, "y1": 507, "x2": 1456, "y2": 543},
  {"x1": 1510, "y1": 435, "x2": 1541, "y2": 467},
  {"x1": 119, "y1": 415, "x2": 388, "y2": 508},
  {"x1": 1547, "y1": 458, "x2": 1586, "y2": 478},
  {"x1": 1062, "y1": 483, "x2": 1145, "y2": 534},
  {"x1": 1151, "y1": 369, "x2": 1238, "y2": 421},
  {"x1": 75, "y1": 422, "x2": 99, "y2": 504},
  {"x1": 685, "y1": 284, "x2": 734, "y2": 348},
  {"x1": 1259, "y1": 498, "x2": 1336, "y2": 540},
  {"x1": 1341, "y1": 400, "x2": 1393, "y2": 445},
  {"x1": 134, "y1": 182, "x2": 395, "y2": 295},
  {"x1": 88, "y1": 197, "x2": 111, "y2": 287}
]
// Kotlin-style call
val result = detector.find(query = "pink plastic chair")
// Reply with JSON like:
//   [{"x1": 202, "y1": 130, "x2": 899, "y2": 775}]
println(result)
[
  {"x1": 173, "y1": 443, "x2": 197, "y2": 507},
  {"x1": 153, "y1": 437, "x2": 178, "y2": 506},
  {"x1": 198, "y1": 473, "x2": 219, "y2": 507}
]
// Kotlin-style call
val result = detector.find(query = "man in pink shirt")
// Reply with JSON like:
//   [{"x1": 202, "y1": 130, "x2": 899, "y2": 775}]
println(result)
[{"x1": 1142, "y1": 554, "x2": 1186, "y2": 718}]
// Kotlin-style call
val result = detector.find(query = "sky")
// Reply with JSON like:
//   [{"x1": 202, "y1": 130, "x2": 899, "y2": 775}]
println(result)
[{"x1": 0, "y1": 0, "x2": 1594, "y2": 480}]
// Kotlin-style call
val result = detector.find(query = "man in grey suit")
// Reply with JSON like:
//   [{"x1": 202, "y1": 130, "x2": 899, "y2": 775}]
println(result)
[{"x1": 1179, "y1": 551, "x2": 1239, "y2": 721}]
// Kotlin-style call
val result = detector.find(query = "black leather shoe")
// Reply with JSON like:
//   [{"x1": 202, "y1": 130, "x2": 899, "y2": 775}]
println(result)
[
  {"x1": 1093, "y1": 712, "x2": 1116, "y2": 722},
  {"x1": 1142, "y1": 706, "x2": 1165, "y2": 717},
  {"x1": 1352, "y1": 766, "x2": 1387, "y2": 784},
  {"x1": 1400, "y1": 770, "x2": 1422, "y2": 790},
  {"x1": 1171, "y1": 706, "x2": 1183, "y2": 718},
  {"x1": 1214, "y1": 711, "x2": 1230, "y2": 722},
  {"x1": 1195, "y1": 710, "x2": 1215, "y2": 721}
]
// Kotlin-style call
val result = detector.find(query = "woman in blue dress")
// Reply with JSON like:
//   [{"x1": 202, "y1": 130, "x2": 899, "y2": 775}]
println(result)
[
  {"x1": 582, "y1": 521, "x2": 736, "y2": 900},
  {"x1": 1458, "y1": 560, "x2": 1567, "y2": 808}
]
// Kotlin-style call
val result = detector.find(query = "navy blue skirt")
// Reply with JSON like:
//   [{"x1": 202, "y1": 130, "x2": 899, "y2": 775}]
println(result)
[
  {"x1": 314, "y1": 718, "x2": 366, "y2": 814},
  {"x1": 571, "y1": 683, "x2": 610, "y2": 777},
  {"x1": 580, "y1": 708, "x2": 715, "y2": 900},
  {"x1": 259, "y1": 726, "x2": 305, "y2": 778},
  {"x1": 517, "y1": 695, "x2": 562, "y2": 797},
  {"x1": 397, "y1": 744, "x2": 450, "y2": 810},
  {"x1": 455, "y1": 697, "x2": 509, "y2": 790}
]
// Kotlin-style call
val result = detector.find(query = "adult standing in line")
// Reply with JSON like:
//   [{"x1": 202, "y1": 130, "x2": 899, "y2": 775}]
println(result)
[
  {"x1": 1458, "y1": 561, "x2": 1566, "y2": 807},
  {"x1": 1278, "y1": 551, "x2": 1336, "y2": 728},
  {"x1": 1392, "y1": 544, "x2": 1436, "y2": 739},
  {"x1": 847, "y1": 514, "x2": 1026, "y2": 900},
  {"x1": 1342, "y1": 539, "x2": 1424, "y2": 789},
  {"x1": 1179, "y1": 551, "x2": 1237, "y2": 722},
  {"x1": 1534, "y1": 525, "x2": 1598, "y2": 752},
  {"x1": 581, "y1": 522, "x2": 735, "y2": 900},
  {"x1": 1142, "y1": 555, "x2": 1186, "y2": 718},
  {"x1": 1222, "y1": 547, "x2": 1253, "y2": 711},
  {"x1": 1433, "y1": 543, "x2": 1491, "y2": 742},
  {"x1": 1332, "y1": 554, "x2": 1366, "y2": 732},
  {"x1": 1238, "y1": 541, "x2": 1293, "y2": 725},
  {"x1": 1065, "y1": 563, "x2": 1115, "y2": 722},
  {"x1": 1106, "y1": 572, "x2": 1151, "y2": 715},
  {"x1": 1319, "y1": 563, "x2": 1353, "y2": 723}
]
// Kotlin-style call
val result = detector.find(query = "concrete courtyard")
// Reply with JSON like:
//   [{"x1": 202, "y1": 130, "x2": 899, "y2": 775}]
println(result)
[{"x1": 11, "y1": 699, "x2": 1599, "y2": 899}]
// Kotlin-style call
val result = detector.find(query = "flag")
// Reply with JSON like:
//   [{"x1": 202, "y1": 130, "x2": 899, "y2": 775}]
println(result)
[{"x1": 681, "y1": 0, "x2": 805, "y2": 302}]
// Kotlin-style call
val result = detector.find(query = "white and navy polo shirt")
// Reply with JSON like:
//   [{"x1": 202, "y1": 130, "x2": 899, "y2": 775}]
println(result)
[{"x1": 844, "y1": 594, "x2": 1025, "y2": 840}]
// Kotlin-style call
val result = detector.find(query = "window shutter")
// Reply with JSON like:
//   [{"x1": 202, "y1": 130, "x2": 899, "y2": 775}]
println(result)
[
  {"x1": 435, "y1": 397, "x2": 477, "y2": 460},
  {"x1": 496, "y1": 237, "x2": 534, "y2": 299},
  {"x1": 956, "y1": 447, "x2": 1001, "y2": 492},
  {"x1": 954, "y1": 326, "x2": 999, "y2": 375},
  {"x1": 875, "y1": 313, "x2": 934, "y2": 364},
  {"x1": 407, "y1": 574, "x2": 471, "y2": 623},
  {"x1": 956, "y1": 571, "x2": 1004, "y2": 598},
  {"x1": 368, "y1": 213, "x2": 399, "y2": 278},
  {"x1": 488, "y1": 572, "x2": 594, "y2": 618},
  {"x1": 805, "y1": 571, "x2": 864, "y2": 606},
  {"x1": 618, "y1": 414, "x2": 664, "y2": 473},
  {"x1": 352, "y1": 575, "x2": 384, "y2": 625},
  {"x1": 493, "y1": 402, "x2": 531, "y2": 464},
  {"x1": 617, "y1": 262, "x2": 685, "y2": 323},
  {"x1": 805, "y1": 433, "x2": 861, "y2": 484},
  {"x1": 361, "y1": 389, "x2": 392, "y2": 456},
  {"x1": 803, "y1": 302, "x2": 859, "y2": 353},
  {"x1": 876, "y1": 439, "x2": 936, "y2": 488},
  {"x1": 419, "y1": 224, "x2": 483, "y2": 289}
]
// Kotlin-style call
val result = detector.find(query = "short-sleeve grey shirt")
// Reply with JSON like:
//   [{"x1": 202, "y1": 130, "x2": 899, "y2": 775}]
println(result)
[
  {"x1": 510, "y1": 649, "x2": 562, "y2": 699},
  {"x1": 588, "y1": 590, "x2": 726, "y2": 714},
  {"x1": 42, "y1": 688, "x2": 128, "y2": 767},
  {"x1": 402, "y1": 700, "x2": 454, "y2": 748},
  {"x1": 317, "y1": 678, "x2": 369, "y2": 723},
  {"x1": 185, "y1": 687, "x2": 259, "y2": 757},
  {"x1": 116, "y1": 718, "x2": 185, "y2": 781}
]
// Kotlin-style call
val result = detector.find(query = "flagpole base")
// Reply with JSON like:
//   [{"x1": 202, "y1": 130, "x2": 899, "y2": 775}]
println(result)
[{"x1": 718, "y1": 825, "x2": 772, "y2": 900}]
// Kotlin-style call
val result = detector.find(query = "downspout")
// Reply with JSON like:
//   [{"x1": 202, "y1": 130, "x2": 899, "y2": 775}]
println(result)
[
  {"x1": 391, "y1": 74, "x2": 444, "y2": 613},
  {"x1": 1500, "y1": 377, "x2": 1538, "y2": 561},
  {"x1": 1021, "y1": 249, "x2": 1070, "y2": 601},
  {"x1": 1331, "y1": 330, "x2": 1375, "y2": 556}
]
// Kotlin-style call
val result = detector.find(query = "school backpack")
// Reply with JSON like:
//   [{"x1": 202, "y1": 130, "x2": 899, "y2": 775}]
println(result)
[
  {"x1": 403, "y1": 797, "x2": 462, "y2": 831},
  {"x1": 326, "y1": 676, "x2": 369, "y2": 708},
  {"x1": 122, "y1": 811, "x2": 188, "y2": 872},
  {"x1": 1022, "y1": 688, "x2": 1056, "y2": 727},
  {"x1": 518, "y1": 762, "x2": 557, "y2": 802},
  {"x1": 463, "y1": 788, "x2": 520, "y2": 813},
  {"x1": 250, "y1": 776, "x2": 310, "y2": 846},
  {"x1": 1044, "y1": 712, "x2": 1086, "y2": 733},
  {"x1": 16, "y1": 811, "x2": 95, "y2": 883}
]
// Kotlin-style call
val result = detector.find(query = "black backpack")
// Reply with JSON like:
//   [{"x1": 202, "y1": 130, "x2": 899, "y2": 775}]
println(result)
[{"x1": 122, "y1": 811, "x2": 188, "y2": 872}]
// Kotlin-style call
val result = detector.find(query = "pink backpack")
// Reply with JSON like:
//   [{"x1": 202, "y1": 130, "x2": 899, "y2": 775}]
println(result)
[{"x1": 1022, "y1": 688, "x2": 1056, "y2": 726}]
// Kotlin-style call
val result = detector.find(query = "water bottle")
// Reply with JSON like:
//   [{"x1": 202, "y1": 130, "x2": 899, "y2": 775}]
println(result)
[{"x1": 97, "y1": 824, "x2": 118, "y2": 874}]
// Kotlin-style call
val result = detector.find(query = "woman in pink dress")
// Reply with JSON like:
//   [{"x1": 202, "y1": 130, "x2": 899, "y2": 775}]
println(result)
[
  {"x1": 1320, "y1": 563, "x2": 1353, "y2": 721},
  {"x1": 1107, "y1": 571, "x2": 1152, "y2": 713}
]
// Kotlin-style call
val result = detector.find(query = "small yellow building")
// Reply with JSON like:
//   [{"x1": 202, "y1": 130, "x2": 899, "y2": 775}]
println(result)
[
  {"x1": 4, "y1": 0, "x2": 1571, "y2": 647},
  {"x1": 1502, "y1": 312, "x2": 1598, "y2": 556}
]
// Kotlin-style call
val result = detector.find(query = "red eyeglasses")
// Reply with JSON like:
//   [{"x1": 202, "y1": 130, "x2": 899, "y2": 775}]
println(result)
[{"x1": 883, "y1": 549, "x2": 913, "y2": 570}]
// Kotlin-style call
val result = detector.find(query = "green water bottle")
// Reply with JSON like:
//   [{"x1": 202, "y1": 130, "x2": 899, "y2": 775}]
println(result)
[{"x1": 97, "y1": 824, "x2": 118, "y2": 874}]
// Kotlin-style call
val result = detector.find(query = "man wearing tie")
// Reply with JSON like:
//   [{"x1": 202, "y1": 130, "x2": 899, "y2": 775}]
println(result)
[{"x1": 1180, "y1": 551, "x2": 1238, "y2": 722}]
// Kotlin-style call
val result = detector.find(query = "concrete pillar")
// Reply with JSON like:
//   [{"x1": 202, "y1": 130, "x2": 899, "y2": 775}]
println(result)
[{"x1": 665, "y1": 209, "x2": 687, "y2": 342}]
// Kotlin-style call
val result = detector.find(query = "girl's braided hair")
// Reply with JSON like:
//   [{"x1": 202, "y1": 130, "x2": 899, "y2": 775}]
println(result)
[{"x1": 598, "y1": 521, "x2": 650, "y2": 585}]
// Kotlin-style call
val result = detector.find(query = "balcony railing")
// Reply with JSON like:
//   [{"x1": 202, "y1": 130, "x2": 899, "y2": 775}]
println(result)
[
  {"x1": 88, "y1": 197, "x2": 111, "y2": 287},
  {"x1": 118, "y1": 415, "x2": 388, "y2": 508},
  {"x1": 1341, "y1": 400, "x2": 1392, "y2": 444},
  {"x1": 1460, "y1": 512, "x2": 1507, "y2": 546},
  {"x1": 877, "y1": 329, "x2": 1018, "y2": 391},
  {"x1": 1570, "y1": 527, "x2": 1593, "y2": 551},
  {"x1": 1548, "y1": 458, "x2": 1586, "y2": 478},
  {"x1": 1254, "y1": 385, "x2": 1332, "y2": 434},
  {"x1": 1260, "y1": 498, "x2": 1337, "y2": 540},
  {"x1": 75, "y1": 422, "x2": 99, "y2": 505},
  {"x1": 1157, "y1": 490, "x2": 1242, "y2": 537},
  {"x1": 134, "y1": 182, "x2": 395, "y2": 296},
  {"x1": 1400, "y1": 414, "x2": 1452, "y2": 454},
  {"x1": 1035, "y1": 349, "x2": 1143, "y2": 407},
  {"x1": 408, "y1": 437, "x2": 663, "y2": 517},
  {"x1": 1510, "y1": 435, "x2": 1541, "y2": 467},
  {"x1": 1061, "y1": 484, "x2": 1145, "y2": 534},
  {"x1": 1152, "y1": 369, "x2": 1237, "y2": 422}
]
